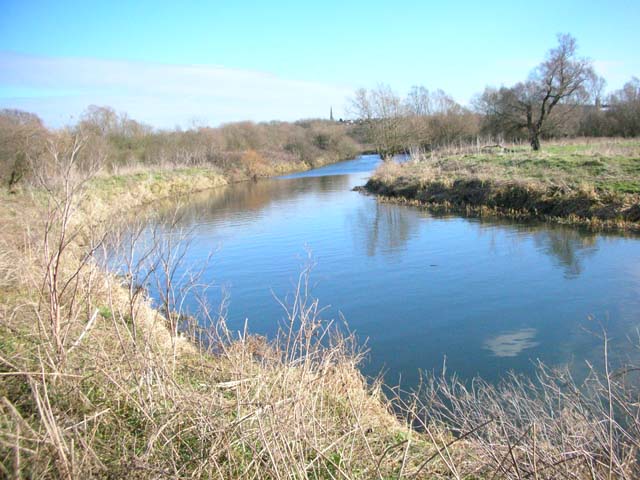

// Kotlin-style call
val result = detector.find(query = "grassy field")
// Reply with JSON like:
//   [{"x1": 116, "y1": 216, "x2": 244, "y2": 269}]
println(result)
[{"x1": 366, "y1": 138, "x2": 640, "y2": 229}]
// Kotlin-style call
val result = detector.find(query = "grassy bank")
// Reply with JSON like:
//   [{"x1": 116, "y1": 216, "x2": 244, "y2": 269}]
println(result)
[
  {"x1": 66, "y1": 143, "x2": 359, "y2": 219},
  {"x1": 365, "y1": 138, "x2": 640, "y2": 231},
  {"x1": 0, "y1": 154, "x2": 458, "y2": 478}
]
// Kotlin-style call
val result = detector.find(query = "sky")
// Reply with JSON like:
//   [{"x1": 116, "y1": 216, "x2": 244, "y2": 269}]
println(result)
[{"x1": 1, "y1": 0, "x2": 639, "y2": 128}]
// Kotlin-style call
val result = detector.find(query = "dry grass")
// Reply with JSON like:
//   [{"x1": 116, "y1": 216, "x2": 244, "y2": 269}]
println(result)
[
  {"x1": 0, "y1": 212, "x2": 440, "y2": 478},
  {"x1": 403, "y1": 350, "x2": 640, "y2": 479},
  {"x1": 395, "y1": 138, "x2": 640, "y2": 191}
]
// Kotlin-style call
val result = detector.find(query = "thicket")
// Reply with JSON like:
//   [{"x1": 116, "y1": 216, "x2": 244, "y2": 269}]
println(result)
[{"x1": 0, "y1": 106, "x2": 362, "y2": 188}]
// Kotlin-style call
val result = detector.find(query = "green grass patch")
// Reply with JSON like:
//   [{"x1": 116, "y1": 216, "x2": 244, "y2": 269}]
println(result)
[{"x1": 607, "y1": 180, "x2": 640, "y2": 194}]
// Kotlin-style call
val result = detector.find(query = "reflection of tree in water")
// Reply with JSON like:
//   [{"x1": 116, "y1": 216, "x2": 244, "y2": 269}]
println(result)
[
  {"x1": 148, "y1": 174, "x2": 351, "y2": 227},
  {"x1": 474, "y1": 220, "x2": 600, "y2": 279},
  {"x1": 351, "y1": 202, "x2": 419, "y2": 257},
  {"x1": 532, "y1": 228, "x2": 598, "y2": 278}
]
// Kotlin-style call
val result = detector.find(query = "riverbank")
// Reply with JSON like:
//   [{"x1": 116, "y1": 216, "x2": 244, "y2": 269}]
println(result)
[
  {"x1": 364, "y1": 138, "x2": 640, "y2": 231},
  {"x1": 1, "y1": 156, "x2": 459, "y2": 478},
  {"x1": 66, "y1": 147, "x2": 362, "y2": 221}
]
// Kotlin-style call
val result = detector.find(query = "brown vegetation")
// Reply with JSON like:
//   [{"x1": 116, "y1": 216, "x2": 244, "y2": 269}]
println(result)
[
  {"x1": 408, "y1": 349, "x2": 640, "y2": 479},
  {"x1": 0, "y1": 106, "x2": 363, "y2": 191}
]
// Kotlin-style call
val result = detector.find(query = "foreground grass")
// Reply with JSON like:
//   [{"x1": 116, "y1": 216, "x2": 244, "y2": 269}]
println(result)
[{"x1": 366, "y1": 138, "x2": 640, "y2": 230}]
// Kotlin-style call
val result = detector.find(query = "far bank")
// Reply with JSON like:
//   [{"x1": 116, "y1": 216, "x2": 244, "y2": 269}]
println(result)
[{"x1": 363, "y1": 138, "x2": 640, "y2": 232}]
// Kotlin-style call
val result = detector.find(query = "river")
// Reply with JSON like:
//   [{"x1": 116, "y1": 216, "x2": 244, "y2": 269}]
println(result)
[{"x1": 124, "y1": 154, "x2": 640, "y2": 388}]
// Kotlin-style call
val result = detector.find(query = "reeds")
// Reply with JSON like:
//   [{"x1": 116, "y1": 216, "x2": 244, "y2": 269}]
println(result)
[{"x1": 395, "y1": 341, "x2": 640, "y2": 479}]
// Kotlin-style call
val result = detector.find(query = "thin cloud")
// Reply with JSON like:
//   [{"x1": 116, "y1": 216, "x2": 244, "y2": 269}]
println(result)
[{"x1": 0, "y1": 52, "x2": 354, "y2": 128}]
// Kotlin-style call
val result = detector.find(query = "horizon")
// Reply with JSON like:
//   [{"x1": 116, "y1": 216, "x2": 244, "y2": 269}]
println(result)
[{"x1": 1, "y1": 0, "x2": 639, "y2": 128}]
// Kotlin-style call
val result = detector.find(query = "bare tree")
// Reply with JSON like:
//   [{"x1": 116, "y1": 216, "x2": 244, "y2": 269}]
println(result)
[
  {"x1": 0, "y1": 109, "x2": 46, "y2": 187},
  {"x1": 406, "y1": 86, "x2": 432, "y2": 116},
  {"x1": 478, "y1": 34, "x2": 594, "y2": 150},
  {"x1": 608, "y1": 77, "x2": 640, "y2": 136},
  {"x1": 79, "y1": 105, "x2": 119, "y2": 136},
  {"x1": 587, "y1": 72, "x2": 607, "y2": 108},
  {"x1": 29, "y1": 131, "x2": 106, "y2": 366},
  {"x1": 349, "y1": 85, "x2": 409, "y2": 158}
]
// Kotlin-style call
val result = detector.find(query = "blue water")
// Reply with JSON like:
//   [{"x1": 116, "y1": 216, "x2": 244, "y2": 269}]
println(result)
[{"x1": 124, "y1": 155, "x2": 640, "y2": 387}]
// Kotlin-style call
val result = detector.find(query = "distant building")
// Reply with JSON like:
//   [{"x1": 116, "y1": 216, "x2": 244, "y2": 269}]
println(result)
[{"x1": 330, "y1": 107, "x2": 334, "y2": 122}]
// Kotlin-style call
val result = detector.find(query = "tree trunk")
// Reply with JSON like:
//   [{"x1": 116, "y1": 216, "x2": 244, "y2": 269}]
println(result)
[{"x1": 529, "y1": 130, "x2": 541, "y2": 151}]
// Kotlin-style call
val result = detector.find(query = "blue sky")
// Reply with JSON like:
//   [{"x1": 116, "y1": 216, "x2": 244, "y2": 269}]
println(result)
[{"x1": 1, "y1": 0, "x2": 639, "y2": 128}]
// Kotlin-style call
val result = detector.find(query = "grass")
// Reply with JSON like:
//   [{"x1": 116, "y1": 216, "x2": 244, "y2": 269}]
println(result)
[{"x1": 366, "y1": 138, "x2": 640, "y2": 230}]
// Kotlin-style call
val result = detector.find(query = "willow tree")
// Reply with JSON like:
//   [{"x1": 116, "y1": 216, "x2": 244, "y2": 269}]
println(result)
[{"x1": 479, "y1": 34, "x2": 594, "y2": 150}]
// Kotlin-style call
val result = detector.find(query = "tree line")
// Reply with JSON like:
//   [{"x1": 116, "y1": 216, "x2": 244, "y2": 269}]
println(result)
[
  {"x1": 350, "y1": 34, "x2": 640, "y2": 155},
  {"x1": 0, "y1": 107, "x2": 363, "y2": 188}
]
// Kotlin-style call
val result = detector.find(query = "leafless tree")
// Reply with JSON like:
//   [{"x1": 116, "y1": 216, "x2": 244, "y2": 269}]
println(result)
[
  {"x1": 406, "y1": 86, "x2": 433, "y2": 117},
  {"x1": 29, "y1": 131, "x2": 107, "y2": 366},
  {"x1": 608, "y1": 77, "x2": 640, "y2": 136},
  {"x1": 349, "y1": 85, "x2": 410, "y2": 158},
  {"x1": 478, "y1": 34, "x2": 594, "y2": 150},
  {"x1": 0, "y1": 109, "x2": 46, "y2": 187},
  {"x1": 79, "y1": 105, "x2": 119, "y2": 136},
  {"x1": 587, "y1": 73, "x2": 607, "y2": 108}
]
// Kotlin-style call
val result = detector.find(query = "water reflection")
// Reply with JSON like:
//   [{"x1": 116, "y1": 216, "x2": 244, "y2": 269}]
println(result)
[
  {"x1": 350, "y1": 202, "x2": 420, "y2": 257},
  {"x1": 473, "y1": 219, "x2": 600, "y2": 278},
  {"x1": 483, "y1": 328, "x2": 540, "y2": 357},
  {"x1": 532, "y1": 229, "x2": 598, "y2": 278},
  {"x1": 150, "y1": 174, "x2": 351, "y2": 227}
]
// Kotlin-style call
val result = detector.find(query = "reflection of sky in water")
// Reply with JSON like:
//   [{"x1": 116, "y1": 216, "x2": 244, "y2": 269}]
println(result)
[{"x1": 483, "y1": 328, "x2": 540, "y2": 357}]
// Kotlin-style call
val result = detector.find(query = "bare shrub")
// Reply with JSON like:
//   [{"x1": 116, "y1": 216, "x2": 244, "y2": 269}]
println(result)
[
  {"x1": 27, "y1": 131, "x2": 107, "y2": 366},
  {"x1": 0, "y1": 109, "x2": 47, "y2": 187}
]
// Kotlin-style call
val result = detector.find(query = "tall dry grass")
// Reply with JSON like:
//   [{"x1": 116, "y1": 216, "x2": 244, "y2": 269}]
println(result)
[
  {"x1": 0, "y1": 136, "x2": 434, "y2": 478},
  {"x1": 393, "y1": 341, "x2": 640, "y2": 479}
]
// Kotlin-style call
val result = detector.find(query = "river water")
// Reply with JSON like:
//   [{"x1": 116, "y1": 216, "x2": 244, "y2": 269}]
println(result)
[{"x1": 132, "y1": 154, "x2": 640, "y2": 388}]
